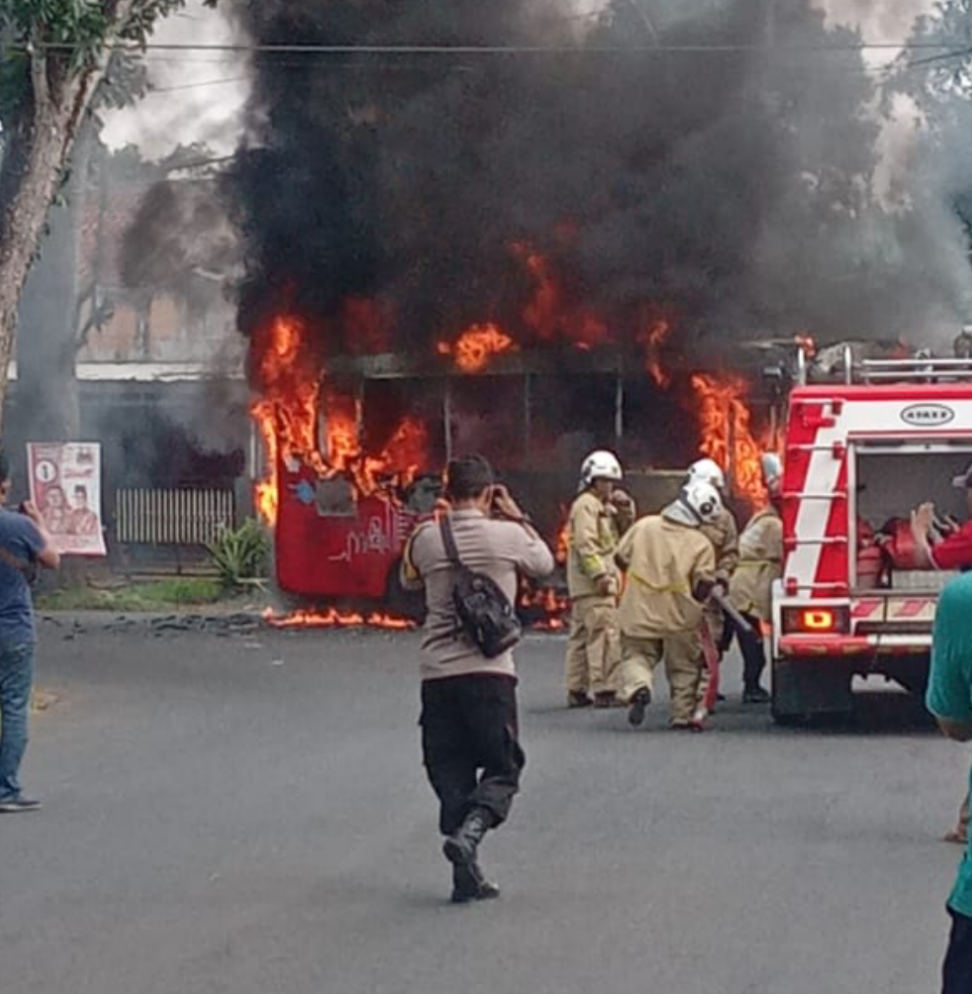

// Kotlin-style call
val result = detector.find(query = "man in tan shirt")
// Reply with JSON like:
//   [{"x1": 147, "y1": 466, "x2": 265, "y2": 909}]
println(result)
[
  {"x1": 401, "y1": 455, "x2": 554, "y2": 903},
  {"x1": 565, "y1": 450, "x2": 635, "y2": 708},
  {"x1": 616, "y1": 481, "x2": 720, "y2": 729}
]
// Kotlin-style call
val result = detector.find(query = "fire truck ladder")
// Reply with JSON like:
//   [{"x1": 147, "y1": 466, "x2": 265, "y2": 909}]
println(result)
[{"x1": 796, "y1": 345, "x2": 972, "y2": 385}]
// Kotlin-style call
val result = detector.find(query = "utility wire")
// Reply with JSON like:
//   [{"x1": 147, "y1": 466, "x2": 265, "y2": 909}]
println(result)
[{"x1": 21, "y1": 39, "x2": 972, "y2": 55}]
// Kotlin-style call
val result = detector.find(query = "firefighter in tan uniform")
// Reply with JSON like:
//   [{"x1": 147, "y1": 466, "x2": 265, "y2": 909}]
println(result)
[
  {"x1": 686, "y1": 458, "x2": 739, "y2": 715},
  {"x1": 565, "y1": 450, "x2": 636, "y2": 708},
  {"x1": 727, "y1": 454, "x2": 784, "y2": 703},
  {"x1": 616, "y1": 481, "x2": 720, "y2": 730}
]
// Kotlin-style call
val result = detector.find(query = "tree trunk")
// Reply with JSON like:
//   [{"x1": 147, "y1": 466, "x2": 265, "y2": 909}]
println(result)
[{"x1": 0, "y1": 102, "x2": 74, "y2": 433}]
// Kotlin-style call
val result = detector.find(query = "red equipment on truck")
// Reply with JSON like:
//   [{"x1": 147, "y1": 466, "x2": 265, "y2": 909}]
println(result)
[{"x1": 771, "y1": 347, "x2": 972, "y2": 722}]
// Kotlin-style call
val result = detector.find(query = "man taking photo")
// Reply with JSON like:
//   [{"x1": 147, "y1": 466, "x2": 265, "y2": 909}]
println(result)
[
  {"x1": 0, "y1": 452, "x2": 60, "y2": 813},
  {"x1": 401, "y1": 455, "x2": 554, "y2": 903}
]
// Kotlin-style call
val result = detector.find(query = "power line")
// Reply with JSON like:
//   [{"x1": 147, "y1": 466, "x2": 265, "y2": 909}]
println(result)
[
  {"x1": 23, "y1": 39, "x2": 972, "y2": 56},
  {"x1": 148, "y1": 76, "x2": 248, "y2": 93}
]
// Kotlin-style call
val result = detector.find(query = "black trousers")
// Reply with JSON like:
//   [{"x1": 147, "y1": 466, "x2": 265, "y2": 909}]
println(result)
[
  {"x1": 420, "y1": 673, "x2": 526, "y2": 837},
  {"x1": 725, "y1": 611, "x2": 767, "y2": 690},
  {"x1": 943, "y1": 907, "x2": 972, "y2": 993}
]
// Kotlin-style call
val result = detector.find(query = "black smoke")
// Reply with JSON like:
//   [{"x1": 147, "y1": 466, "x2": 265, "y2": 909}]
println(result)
[{"x1": 224, "y1": 0, "x2": 972, "y2": 359}]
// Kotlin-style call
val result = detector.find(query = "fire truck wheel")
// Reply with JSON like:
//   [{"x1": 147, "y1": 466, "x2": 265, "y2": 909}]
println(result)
[{"x1": 771, "y1": 656, "x2": 853, "y2": 725}]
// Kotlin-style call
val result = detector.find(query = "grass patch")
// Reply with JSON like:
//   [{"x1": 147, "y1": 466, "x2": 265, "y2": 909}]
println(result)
[{"x1": 37, "y1": 577, "x2": 227, "y2": 612}]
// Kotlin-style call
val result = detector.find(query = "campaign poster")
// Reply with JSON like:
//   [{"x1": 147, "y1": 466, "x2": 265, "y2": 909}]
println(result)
[{"x1": 27, "y1": 443, "x2": 107, "y2": 556}]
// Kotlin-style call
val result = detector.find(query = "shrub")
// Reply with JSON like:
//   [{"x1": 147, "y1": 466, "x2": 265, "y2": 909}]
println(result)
[{"x1": 206, "y1": 518, "x2": 270, "y2": 588}]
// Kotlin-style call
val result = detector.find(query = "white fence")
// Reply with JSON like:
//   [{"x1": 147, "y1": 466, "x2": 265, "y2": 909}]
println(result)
[{"x1": 114, "y1": 488, "x2": 235, "y2": 545}]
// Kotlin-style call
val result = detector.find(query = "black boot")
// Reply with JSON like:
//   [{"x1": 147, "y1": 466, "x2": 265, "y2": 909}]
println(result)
[
  {"x1": 627, "y1": 687, "x2": 651, "y2": 727},
  {"x1": 743, "y1": 685, "x2": 770, "y2": 704},
  {"x1": 443, "y1": 806, "x2": 493, "y2": 866},
  {"x1": 451, "y1": 860, "x2": 501, "y2": 903}
]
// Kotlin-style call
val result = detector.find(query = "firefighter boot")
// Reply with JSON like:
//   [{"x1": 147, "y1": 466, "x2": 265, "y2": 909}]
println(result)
[
  {"x1": 627, "y1": 687, "x2": 651, "y2": 727},
  {"x1": 451, "y1": 860, "x2": 501, "y2": 903},
  {"x1": 743, "y1": 686, "x2": 770, "y2": 704},
  {"x1": 443, "y1": 807, "x2": 493, "y2": 866},
  {"x1": 567, "y1": 690, "x2": 593, "y2": 708}
]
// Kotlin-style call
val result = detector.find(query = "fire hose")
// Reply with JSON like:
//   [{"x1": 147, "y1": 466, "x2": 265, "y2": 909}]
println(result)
[{"x1": 698, "y1": 589, "x2": 758, "y2": 719}]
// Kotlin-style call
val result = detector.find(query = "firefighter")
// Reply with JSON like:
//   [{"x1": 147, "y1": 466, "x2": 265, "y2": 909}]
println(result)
[
  {"x1": 727, "y1": 453, "x2": 784, "y2": 703},
  {"x1": 686, "y1": 458, "x2": 739, "y2": 714},
  {"x1": 615, "y1": 480, "x2": 719, "y2": 730},
  {"x1": 564, "y1": 450, "x2": 636, "y2": 708}
]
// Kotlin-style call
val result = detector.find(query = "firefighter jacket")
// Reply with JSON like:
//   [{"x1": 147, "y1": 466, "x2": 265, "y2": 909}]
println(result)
[
  {"x1": 728, "y1": 506, "x2": 783, "y2": 622},
  {"x1": 699, "y1": 507, "x2": 739, "y2": 585},
  {"x1": 567, "y1": 490, "x2": 634, "y2": 599},
  {"x1": 614, "y1": 516, "x2": 716, "y2": 637}
]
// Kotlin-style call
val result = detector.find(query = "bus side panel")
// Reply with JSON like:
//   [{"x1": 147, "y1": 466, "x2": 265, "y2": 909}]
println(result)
[{"x1": 275, "y1": 471, "x2": 413, "y2": 599}]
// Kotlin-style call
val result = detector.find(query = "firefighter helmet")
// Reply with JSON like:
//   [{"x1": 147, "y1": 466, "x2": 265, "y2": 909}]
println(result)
[
  {"x1": 761, "y1": 453, "x2": 782, "y2": 489},
  {"x1": 687, "y1": 457, "x2": 726, "y2": 492},
  {"x1": 663, "y1": 480, "x2": 723, "y2": 527},
  {"x1": 579, "y1": 450, "x2": 623, "y2": 491}
]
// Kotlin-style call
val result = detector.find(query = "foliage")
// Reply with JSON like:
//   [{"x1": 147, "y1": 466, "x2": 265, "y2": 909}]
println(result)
[
  {"x1": 36, "y1": 576, "x2": 225, "y2": 611},
  {"x1": 206, "y1": 519, "x2": 271, "y2": 589}
]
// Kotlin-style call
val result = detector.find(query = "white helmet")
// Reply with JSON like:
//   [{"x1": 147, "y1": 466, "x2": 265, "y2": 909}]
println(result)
[
  {"x1": 761, "y1": 452, "x2": 781, "y2": 485},
  {"x1": 687, "y1": 457, "x2": 726, "y2": 491},
  {"x1": 663, "y1": 480, "x2": 723, "y2": 527},
  {"x1": 579, "y1": 450, "x2": 623, "y2": 491}
]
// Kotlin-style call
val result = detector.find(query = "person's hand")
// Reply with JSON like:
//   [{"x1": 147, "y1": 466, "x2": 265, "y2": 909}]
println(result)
[
  {"x1": 491, "y1": 484, "x2": 524, "y2": 521},
  {"x1": 610, "y1": 489, "x2": 635, "y2": 511},
  {"x1": 595, "y1": 574, "x2": 614, "y2": 597},
  {"x1": 20, "y1": 500, "x2": 44, "y2": 527},
  {"x1": 911, "y1": 502, "x2": 936, "y2": 539}
]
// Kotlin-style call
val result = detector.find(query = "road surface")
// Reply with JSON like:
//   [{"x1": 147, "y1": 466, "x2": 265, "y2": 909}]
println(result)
[{"x1": 0, "y1": 616, "x2": 964, "y2": 993}]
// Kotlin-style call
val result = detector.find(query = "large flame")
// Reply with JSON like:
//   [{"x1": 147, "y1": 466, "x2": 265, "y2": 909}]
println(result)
[
  {"x1": 250, "y1": 314, "x2": 430, "y2": 528},
  {"x1": 438, "y1": 323, "x2": 517, "y2": 373},
  {"x1": 690, "y1": 372, "x2": 769, "y2": 507}
]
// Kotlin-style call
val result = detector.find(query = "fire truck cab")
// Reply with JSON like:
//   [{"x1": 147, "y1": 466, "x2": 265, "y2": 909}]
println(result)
[{"x1": 771, "y1": 349, "x2": 972, "y2": 722}]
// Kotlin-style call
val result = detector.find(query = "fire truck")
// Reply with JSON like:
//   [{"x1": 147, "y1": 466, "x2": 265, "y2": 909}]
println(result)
[{"x1": 771, "y1": 347, "x2": 972, "y2": 723}]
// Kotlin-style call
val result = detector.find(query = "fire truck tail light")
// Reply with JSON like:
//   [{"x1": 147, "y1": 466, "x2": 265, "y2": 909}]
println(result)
[
  {"x1": 784, "y1": 577, "x2": 799, "y2": 596},
  {"x1": 781, "y1": 606, "x2": 850, "y2": 635}
]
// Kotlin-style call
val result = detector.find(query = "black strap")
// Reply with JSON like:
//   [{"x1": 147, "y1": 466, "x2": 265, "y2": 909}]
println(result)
[{"x1": 438, "y1": 514, "x2": 462, "y2": 566}]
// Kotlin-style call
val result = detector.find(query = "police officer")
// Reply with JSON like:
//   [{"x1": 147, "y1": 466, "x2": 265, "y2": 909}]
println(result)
[
  {"x1": 616, "y1": 480, "x2": 720, "y2": 730},
  {"x1": 564, "y1": 450, "x2": 636, "y2": 708}
]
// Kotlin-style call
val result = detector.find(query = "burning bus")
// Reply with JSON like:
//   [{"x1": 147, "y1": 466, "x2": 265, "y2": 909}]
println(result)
[{"x1": 250, "y1": 314, "x2": 784, "y2": 622}]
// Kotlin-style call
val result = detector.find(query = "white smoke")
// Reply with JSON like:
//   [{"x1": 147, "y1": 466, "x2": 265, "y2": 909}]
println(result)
[{"x1": 100, "y1": 1, "x2": 251, "y2": 160}]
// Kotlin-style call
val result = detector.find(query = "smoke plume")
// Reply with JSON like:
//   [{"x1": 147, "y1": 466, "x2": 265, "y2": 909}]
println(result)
[{"x1": 224, "y1": 0, "x2": 972, "y2": 359}]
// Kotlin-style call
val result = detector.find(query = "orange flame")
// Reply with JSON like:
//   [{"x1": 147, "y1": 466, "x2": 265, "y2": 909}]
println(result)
[
  {"x1": 690, "y1": 372, "x2": 768, "y2": 507},
  {"x1": 438, "y1": 323, "x2": 518, "y2": 373},
  {"x1": 250, "y1": 315, "x2": 325, "y2": 526},
  {"x1": 637, "y1": 317, "x2": 672, "y2": 388},
  {"x1": 264, "y1": 607, "x2": 417, "y2": 629},
  {"x1": 250, "y1": 313, "x2": 431, "y2": 528}
]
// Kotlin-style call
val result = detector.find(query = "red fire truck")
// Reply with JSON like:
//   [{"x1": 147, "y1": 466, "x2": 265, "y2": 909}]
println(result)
[{"x1": 771, "y1": 348, "x2": 972, "y2": 722}]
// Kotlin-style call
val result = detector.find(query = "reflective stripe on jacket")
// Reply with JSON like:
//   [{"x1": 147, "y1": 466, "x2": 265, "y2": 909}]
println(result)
[{"x1": 728, "y1": 506, "x2": 783, "y2": 622}]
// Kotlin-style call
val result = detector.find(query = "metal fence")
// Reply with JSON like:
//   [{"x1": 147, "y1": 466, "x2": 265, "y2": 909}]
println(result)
[{"x1": 114, "y1": 488, "x2": 235, "y2": 545}]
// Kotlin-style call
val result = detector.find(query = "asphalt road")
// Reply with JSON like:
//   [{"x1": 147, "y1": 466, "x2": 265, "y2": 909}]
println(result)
[{"x1": 0, "y1": 616, "x2": 966, "y2": 994}]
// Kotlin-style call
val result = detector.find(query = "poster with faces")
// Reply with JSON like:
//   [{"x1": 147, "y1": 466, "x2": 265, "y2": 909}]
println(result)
[{"x1": 27, "y1": 443, "x2": 106, "y2": 557}]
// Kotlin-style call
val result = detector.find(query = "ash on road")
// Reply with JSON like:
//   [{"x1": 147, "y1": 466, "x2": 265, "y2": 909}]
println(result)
[{"x1": 1, "y1": 619, "x2": 964, "y2": 994}]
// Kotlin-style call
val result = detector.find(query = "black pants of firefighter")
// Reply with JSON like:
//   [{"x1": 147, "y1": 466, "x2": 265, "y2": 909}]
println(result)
[
  {"x1": 420, "y1": 673, "x2": 526, "y2": 837},
  {"x1": 728, "y1": 611, "x2": 767, "y2": 690},
  {"x1": 942, "y1": 907, "x2": 972, "y2": 993}
]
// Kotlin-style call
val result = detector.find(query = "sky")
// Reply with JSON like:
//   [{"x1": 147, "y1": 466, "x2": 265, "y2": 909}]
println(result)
[{"x1": 102, "y1": 1, "x2": 939, "y2": 161}]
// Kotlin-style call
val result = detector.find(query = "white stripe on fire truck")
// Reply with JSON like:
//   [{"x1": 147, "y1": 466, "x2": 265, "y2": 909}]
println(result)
[{"x1": 788, "y1": 410, "x2": 844, "y2": 589}]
